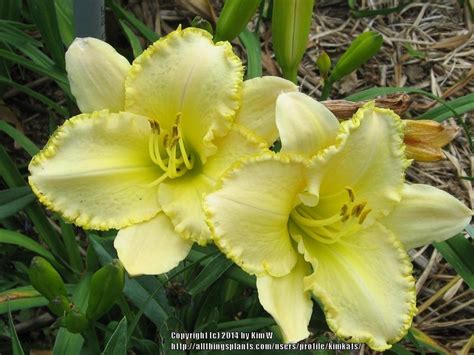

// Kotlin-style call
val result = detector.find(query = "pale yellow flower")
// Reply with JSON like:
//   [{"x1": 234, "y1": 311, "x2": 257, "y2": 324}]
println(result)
[
  {"x1": 205, "y1": 93, "x2": 472, "y2": 350},
  {"x1": 29, "y1": 27, "x2": 296, "y2": 276}
]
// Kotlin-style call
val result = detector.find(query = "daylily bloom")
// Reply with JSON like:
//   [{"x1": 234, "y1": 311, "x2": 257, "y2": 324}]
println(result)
[
  {"x1": 204, "y1": 93, "x2": 472, "y2": 350},
  {"x1": 28, "y1": 27, "x2": 297, "y2": 276}
]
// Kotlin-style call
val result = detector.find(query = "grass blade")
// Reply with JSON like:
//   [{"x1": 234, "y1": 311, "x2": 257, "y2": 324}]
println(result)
[
  {"x1": 433, "y1": 234, "x2": 474, "y2": 289},
  {"x1": 418, "y1": 93, "x2": 474, "y2": 121},
  {"x1": 187, "y1": 253, "x2": 233, "y2": 295},
  {"x1": 0, "y1": 0, "x2": 22, "y2": 21},
  {"x1": 54, "y1": 0, "x2": 74, "y2": 46},
  {"x1": 119, "y1": 20, "x2": 143, "y2": 57},
  {"x1": 8, "y1": 308, "x2": 25, "y2": 355},
  {"x1": 106, "y1": 0, "x2": 159, "y2": 43},
  {"x1": 0, "y1": 145, "x2": 67, "y2": 261},
  {"x1": 0, "y1": 76, "x2": 68, "y2": 116},
  {"x1": 102, "y1": 317, "x2": 128, "y2": 355},
  {"x1": 26, "y1": 0, "x2": 66, "y2": 69},
  {"x1": 0, "y1": 121, "x2": 40, "y2": 156},
  {"x1": 0, "y1": 186, "x2": 36, "y2": 219},
  {"x1": 1, "y1": 286, "x2": 48, "y2": 314},
  {"x1": 239, "y1": 28, "x2": 262, "y2": 79}
]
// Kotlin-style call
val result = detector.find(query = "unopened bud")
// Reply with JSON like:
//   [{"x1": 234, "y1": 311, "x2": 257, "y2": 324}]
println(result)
[
  {"x1": 29, "y1": 257, "x2": 67, "y2": 301},
  {"x1": 214, "y1": 0, "x2": 261, "y2": 42},
  {"x1": 316, "y1": 51, "x2": 331, "y2": 79},
  {"x1": 191, "y1": 16, "x2": 213, "y2": 35},
  {"x1": 86, "y1": 259, "x2": 125, "y2": 321},
  {"x1": 329, "y1": 31, "x2": 383, "y2": 83},
  {"x1": 272, "y1": 0, "x2": 315, "y2": 82},
  {"x1": 404, "y1": 120, "x2": 458, "y2": 161}
]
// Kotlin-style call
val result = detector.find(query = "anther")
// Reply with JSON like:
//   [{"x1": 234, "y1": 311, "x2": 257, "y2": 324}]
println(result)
[
  {"x1": 345, "y1": 187, "x2": 355, "y2": 202},
  {"x1": 358, "y1": 209, "x2": 372, "y2": 224},
  {"x1": 340, "y1": 204, "x2": 348, "y2": 216}
]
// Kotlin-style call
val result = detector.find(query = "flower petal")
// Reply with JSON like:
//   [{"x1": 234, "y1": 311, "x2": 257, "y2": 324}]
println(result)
[
  {"x1": 29, "y1": 111, "x2": 161, "y2": 230},
  {"x1": 204, "y1": 153, "x2": 308, "y2": 277},
  {"x1": 276, "y1": 92, "x2": 339, "y2": 156},
  {"x1": 159, "y1": 126, "x2": 267, "y2": 245},
  {"x1": 114, "y1": 212, "x2": 192, "y2": 276},
  {"x1": 234, "y1": 76, "x2": 297, "y2": 145},
  {"x1": 381, "y1": 184, "x2": 472, "y2": 249},
  {"x1": 300, "y1": 223, "x2": 416, "y2": 351},
  {"x1": 256, "y1": 256, "x2": 312, "y2": 343},
  {"x1": 66, "y1": 38, "x2": 130, "y2": 113},
  {"x1": 309, "y1": 102, "x2": 409, "y2": 221},
  {"x1": 125, "y1": 27, "x2": 243, "y2": 163}
]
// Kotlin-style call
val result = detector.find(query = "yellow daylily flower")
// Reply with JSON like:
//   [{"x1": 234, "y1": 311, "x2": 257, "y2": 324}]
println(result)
[
  {"x1": 205, "y1": 93, "x2": 472, "y2": 350},
  {"x1": 29, "y1": 27, "x2": 297, "y2": 276}
]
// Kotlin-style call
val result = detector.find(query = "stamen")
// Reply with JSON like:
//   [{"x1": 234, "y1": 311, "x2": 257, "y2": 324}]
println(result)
[
  {"x1": 345, "y1": 187, "x2": 355, "y2": 202},
  {"x1": 340, "y1": 204, "x2": 348, "y2": 216},
  {"x1": 358, "y1": 208, "x2": 372, "y2": 224},
  {"x1": 291, "y1": 208, "x2": 342, "y2": 227},
  {"x1": 146, "y1": 172, "x2": 169, "y2": 187},
  {"x1": 152, "y1": 133, "x2": 169, "y2": 172}
]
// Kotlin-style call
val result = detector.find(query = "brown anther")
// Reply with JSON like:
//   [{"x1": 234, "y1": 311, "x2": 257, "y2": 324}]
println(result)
[
  {"x1": 163, "y1": 134, "x2": 170, "y2": 148},
  {"x1": 340, "y1": 204, "x2": 349, "y2": 216},
  {"x1": 358, "y1": 209, "x2": 372, "y2": 224},
  {"x1": 345, "y1": 187, "x2": 355, "y2": 202},
  {"x1": 341, "y1": 214, "x2": 350, "y2": 222},
  {"x1": 175, "y1": 112, "x2": 182, "y2": 125}
]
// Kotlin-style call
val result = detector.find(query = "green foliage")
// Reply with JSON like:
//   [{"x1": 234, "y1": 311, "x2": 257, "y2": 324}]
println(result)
[{"x1": 214, "y1": 0, "x2": 260, "y2": 42}]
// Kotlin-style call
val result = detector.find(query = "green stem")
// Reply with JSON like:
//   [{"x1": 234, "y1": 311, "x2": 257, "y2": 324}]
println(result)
[
  {"x1": 320, "y1": 79, "x2": 333, "y2": 101},
  {"x1": 83, "y1": 325, "x2": 101, "y2": 354},
  {"x1": 282, "y1": 65, "x2": 298, "y2": 84}
]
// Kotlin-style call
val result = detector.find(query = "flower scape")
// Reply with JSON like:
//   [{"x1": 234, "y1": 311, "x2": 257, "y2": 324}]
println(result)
[{"x1": 28, "y1": 27, "x2": 472, "y2": 351}]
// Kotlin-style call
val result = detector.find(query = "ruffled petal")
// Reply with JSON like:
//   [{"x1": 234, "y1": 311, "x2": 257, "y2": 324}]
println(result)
[
  {"x1": 381, "y1": 184, "x2": 472, "y2": 249},
  {"x1": 299, "y1": 223, "x2": 416, "y2": 351},
  {"x1": 204, "y1": 153, "x2": 309, "y2": 277},
  {"x1": 159, "y1": 126, "x2": 267, "y2": 245},
  {"x1": 29, "y1": 111, "x2": 162, "y2": 230},
  {"x1": 234, "y1": 76, "x2": 297, "y2": 145},
  {"x1": 276, "y1": 92, "x2": 339, "y2": 156},
  {"x1": 114, "y1": 212, "x2": 192, "y2": 276},
  {"x1": 256, "y1": 256, "x2": 312, "y2": 343},
  {"x1": 65, "y1": 38, "x2": 130, "y2": 113},
  {"x1": 309, "y1": 102, "x2": 409, "y2": 222},
  {"x1": 125, "y1": 27, "x2": 243, "y2": 163}
]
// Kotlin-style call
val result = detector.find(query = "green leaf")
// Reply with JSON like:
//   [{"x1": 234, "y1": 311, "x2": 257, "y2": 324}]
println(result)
[
  {"x1": 52, "y1": 274, "x2": 90, "y2": 355},
  {"x1": 0, "y1": 76, "x2": 68, "y2": 117},
  {"x1": 119, "y1": 20, "x2": 143, "y2": 58},
  {"x1": 239, "y1": 29, "x2": 262, "y2": 79},
  {"x1": 8, "y1": 308, "x2": 25, "y2": 355},
  {"x1": 0, "y1": 186, "x2": 35, "y2": 219},
  {"x1": 106, "y1": 0, "x2": 159, "y2": 43},
  {"x1": 187, "y1": 253, "x2": 233, "y2": 295},
  {"x1": 0, "y1": 286, "x2": 48, "y2": 314},
  {"x1": 89, "y1": 234, "x2": 171, "y2": 326},
  {"x1": 351, "y1": 1, "x2": 410, "y2": 18},
  {"x1": 216, "y1": 317, "x2": 275, "y2": 332},
  {"x1": 0, "y1": 229, "x2": 60, "y2": 268},
  {"x1": 102, "y1": 317, "x2": 128, "y2": 355},
  {"x1": 418, "y1": 92, "x2": 474, "y2": 121},
  {"x1": 0, "y1": 0, "x2": 22, "y2": 21},
  {"x1": 0, "y1": 121, "x2": 40, "y2": 156},
  {"x1": 27, "y1": 0, "x2": 66, "y2": 69},
  {"x1": 434, "y1": 234, "x2": 474, "y2": 289},
  {"x1": 54, "y1": 0, "x2": 74, "y2": 46}
]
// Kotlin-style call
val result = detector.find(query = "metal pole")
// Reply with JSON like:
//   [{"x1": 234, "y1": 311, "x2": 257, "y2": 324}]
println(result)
[{"x1": 73, "y1": 0, "x2": 105, "y2": 39}]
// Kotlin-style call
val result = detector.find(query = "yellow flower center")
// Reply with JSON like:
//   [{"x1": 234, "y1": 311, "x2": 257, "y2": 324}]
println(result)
[
  {"x1": 289, "y1": 187, "x2": 372, "y2": 245},
  {"x1": 147, "y1": 113, "x2": 195, "y2": 186}
]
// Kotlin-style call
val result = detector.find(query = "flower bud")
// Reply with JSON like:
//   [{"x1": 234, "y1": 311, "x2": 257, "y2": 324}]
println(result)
[
  {"x1": 48, "y1": 295, "x2": 70, "y2": 317},
  {"x1": 272, "y1": 0, "x2": 315, "y2": 82},
  {"x1": 214, "y1": 0, "x2": 261, "y2": 42},
  {"x1": 29, "y1": 256, "x2": 67, "y2": 301},
  {"x1": 191, "y1": 16, "x2": 214, "y2": 35},
  {"x1": 329, "y1": 31, "x2": 383, "y2": 83},
  {"x1": 316, "y1": 51, "x2": 331, "y2": 79},
  {"x1": 404, "y1": 120, "x2": 458, "y2": 162},
  {"x1": 65, "y1": 307, "x2": 89, "y2": 333},
  {"x1": 86, "y1": 259, "x2": 125, "y2": 321}
]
